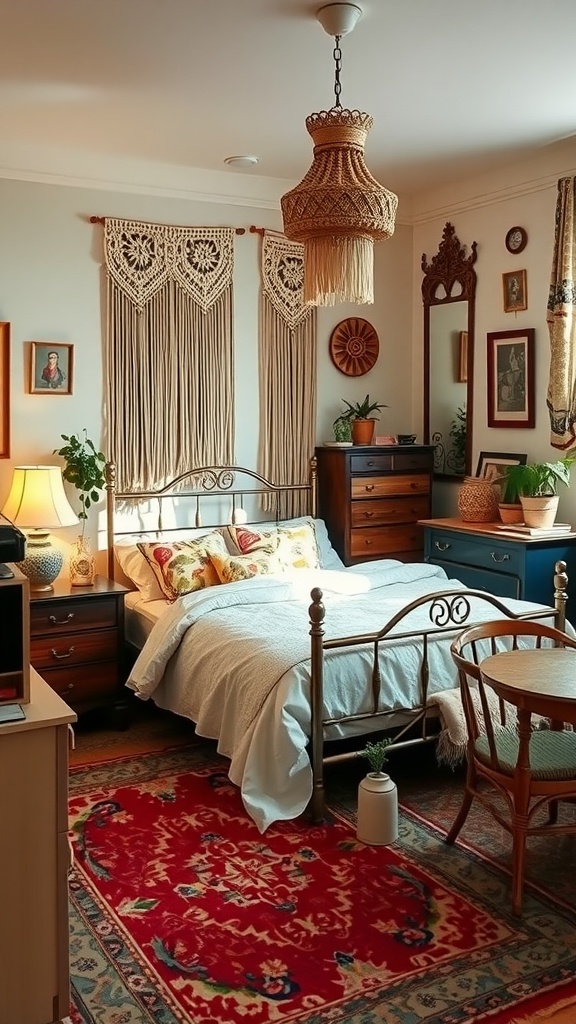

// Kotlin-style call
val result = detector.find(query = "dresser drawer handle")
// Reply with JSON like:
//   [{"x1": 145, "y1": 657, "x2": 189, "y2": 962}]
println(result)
[
  {"x1": 50, "y1": 646, "x2": 75, "y2": 660},
  {"x1": 363, "y1": 511, "x2": 374, "y2": 519},
  {"x1": 48, "y1": 612, "x2": 75, "y2": 625},
  {"x1": 434, "y1": 540, "x2": 451, "y2": 552},
  {"x1": 364, "y1": 539, "x2": 373, "y2": 546},
  {"x1": 490, "y1": 551, "x2": 510, "y2": 563},
  {"x1": 366, "y1": 460, "x2": 375, "y2": 467},
  {"x1": 364, "y1": 484, "x2": 375, "y2": 492}
]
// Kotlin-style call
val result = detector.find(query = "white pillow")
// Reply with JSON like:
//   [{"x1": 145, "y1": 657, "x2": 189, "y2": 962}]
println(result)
[{"x1": 114, "y1": 527, "x2": 225, "y2": 602}]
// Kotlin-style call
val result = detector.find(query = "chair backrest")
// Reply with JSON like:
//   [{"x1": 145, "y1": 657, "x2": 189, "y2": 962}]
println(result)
[{"x1": 450, "y1": 620, "x2": 576, "y2": 771}]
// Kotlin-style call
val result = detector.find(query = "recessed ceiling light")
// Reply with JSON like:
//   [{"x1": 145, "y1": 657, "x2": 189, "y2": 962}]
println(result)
[{"x1": 224, "y1": 155, "x2": 259, "y2": 168}]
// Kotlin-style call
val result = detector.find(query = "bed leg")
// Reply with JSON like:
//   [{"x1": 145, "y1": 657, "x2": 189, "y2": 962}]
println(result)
[
  {"x1": 309, "y1": 587, "x2": 326, "y2": 824},
  {"x1": 554, "y1": 560, "x2": 568, "y2": 633}
]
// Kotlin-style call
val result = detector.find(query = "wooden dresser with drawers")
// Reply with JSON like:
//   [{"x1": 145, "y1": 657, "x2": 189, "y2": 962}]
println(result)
[{"x1": 315, "y1": 444, "x2": 435, "y2": 566}]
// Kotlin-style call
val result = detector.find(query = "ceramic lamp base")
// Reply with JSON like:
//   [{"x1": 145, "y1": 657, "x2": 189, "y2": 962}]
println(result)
[{"x1": 16, "y1": 529, "x2": 63, "y2": 591}]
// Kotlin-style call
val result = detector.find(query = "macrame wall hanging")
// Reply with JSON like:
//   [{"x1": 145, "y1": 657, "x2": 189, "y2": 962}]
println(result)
[
  {"x1": 104, "y1": 218, "x2": 235, "y2": 490},
  {"x1": 258, "y1": 231, "x2": 317, "y2": 518}
]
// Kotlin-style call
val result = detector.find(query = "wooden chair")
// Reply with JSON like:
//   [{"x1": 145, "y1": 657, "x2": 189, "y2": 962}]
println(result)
[{"x1": 448, "y1": 619, "x2": 576, "y2": 916}]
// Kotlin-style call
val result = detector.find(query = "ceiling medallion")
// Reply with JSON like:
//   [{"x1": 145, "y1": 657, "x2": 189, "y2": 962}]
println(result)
[{"x1": 329, "y1": 317, "x2": 379, "y2": 376}]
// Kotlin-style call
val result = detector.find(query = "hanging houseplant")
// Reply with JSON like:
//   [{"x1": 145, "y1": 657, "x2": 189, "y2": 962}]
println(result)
[{"x1": 53, "y1": 429, "x2": 106, "y2": 586}]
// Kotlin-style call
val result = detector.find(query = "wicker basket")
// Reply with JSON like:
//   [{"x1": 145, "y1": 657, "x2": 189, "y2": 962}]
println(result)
[{"x1": 457, "y1": 476, "x2": 499, "y2": 523}]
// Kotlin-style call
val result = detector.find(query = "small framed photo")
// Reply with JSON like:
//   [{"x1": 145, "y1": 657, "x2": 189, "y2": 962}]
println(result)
[
  {"x1": 475, "y1": 451, "x2": 527, "y2": 496},
  {"x1": 457, "y1": 330, "x2": 468, "y2": 382},
  {"x1": 502, "y1": 269, "x2": 527, "y2": 313},
  {"x1": 30, "y1": 342, "x2": 74, "y2": 395},
  {"x1": 487, "y1": 328, "x2": 535, "y2": 428}
]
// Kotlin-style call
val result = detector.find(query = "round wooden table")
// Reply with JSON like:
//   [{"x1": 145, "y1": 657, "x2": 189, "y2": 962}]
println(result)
[{"x1": 481, "y1": 648, "x2": 576, "y2": 725}]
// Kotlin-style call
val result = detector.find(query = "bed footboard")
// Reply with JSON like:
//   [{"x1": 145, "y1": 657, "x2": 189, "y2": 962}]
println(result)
[{"x1": 307, "y1": 561, "x2": 569, "y2": 824}]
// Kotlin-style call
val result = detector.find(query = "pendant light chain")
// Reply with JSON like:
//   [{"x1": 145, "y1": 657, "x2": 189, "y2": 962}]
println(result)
[{"x1": 333, "y1": 35, "x2": 342, "y2": 108}]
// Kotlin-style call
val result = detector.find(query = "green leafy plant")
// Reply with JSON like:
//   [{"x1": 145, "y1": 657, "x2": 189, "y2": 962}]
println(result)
[
  {"x1": 332, "y1": 415, "x2": 352, "y2": 442},
  {"x1": 497, "y1": 465, "x2": 523, "y2": 505},
  {"x1": 339, "y1": 395, "x2": 388, "y2": 421},
  {"x1": 53, "y1": 429, "x2": 106, "y2": 541},
  {"x1": 449, "y1": 405, "x2": 467, "y2": 475},
  {"x1": 503, "y1": 457, "x2": 576, "y2": 498},
  {"x1": 361, "y1": 738, "x2": 393, "y2": 775}
]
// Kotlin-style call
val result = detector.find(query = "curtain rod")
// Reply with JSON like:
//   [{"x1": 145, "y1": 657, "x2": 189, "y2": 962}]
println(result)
[{"x1": 88, "y1": 215, "x2": 245, "y2": 234}]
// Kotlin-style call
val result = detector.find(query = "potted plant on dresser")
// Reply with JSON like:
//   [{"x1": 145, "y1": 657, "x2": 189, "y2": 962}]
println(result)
[
  {"x1": 53, "y1": 429, "x2": 106, "y2": 585},
  {"x1": 339, "y1": 395, "x2": 388, "y2": 445},
  {"x1": 503, "y1": 456, "x2": 575, "y2": 529}
]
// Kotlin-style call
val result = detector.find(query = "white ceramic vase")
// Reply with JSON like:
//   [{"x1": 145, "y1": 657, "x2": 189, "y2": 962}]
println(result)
[{"x1": 356, "y1": 772, "x2": 398, "y2": 846}]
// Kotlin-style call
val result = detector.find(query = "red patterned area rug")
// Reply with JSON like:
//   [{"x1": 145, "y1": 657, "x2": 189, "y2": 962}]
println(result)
[{"x1": 68, "y1": 748, "x2": 576, "y2": 1024}]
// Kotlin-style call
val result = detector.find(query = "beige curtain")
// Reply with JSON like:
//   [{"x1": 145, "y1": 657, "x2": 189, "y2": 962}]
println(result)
[
  {"x1": 547, "y1": 177, "x2": 576, "y2": 450},
  {"x1": 258, "y1": 232, "x2": 317, "y2": 518},
  {"x1": 104, "y1": 218, "x2": 235, "y2": 490}
]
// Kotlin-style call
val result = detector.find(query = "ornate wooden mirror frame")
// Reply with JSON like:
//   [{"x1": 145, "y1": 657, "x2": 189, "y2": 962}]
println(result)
[{"x1": 422, "y1": 222, "x2": 478, "y2": 477}]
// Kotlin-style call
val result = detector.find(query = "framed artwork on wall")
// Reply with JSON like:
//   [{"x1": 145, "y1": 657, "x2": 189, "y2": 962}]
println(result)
[
  {"x1": 487, "y1": 328, "x2": 535, "y2": 428},
  {"x1": 475, "y1": 451, "x2": 527, "y2": 496},
  {"x1": 0, "y1": 322, "x2": 10, "y2": 458},
  {"x1": 457, "y1": 331, "x2": 468, "y2": 382},
  {"x1": 29, "y1": 341, "x2": 74, "y2": 395},
  {"x1": 502, "y1": 269, "x2": 527, "y2": 313}
]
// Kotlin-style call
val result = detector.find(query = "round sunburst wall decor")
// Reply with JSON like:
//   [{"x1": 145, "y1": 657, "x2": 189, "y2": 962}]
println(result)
[{"x1": 329, "y1": 317, "x2": 379, "y2": 376}]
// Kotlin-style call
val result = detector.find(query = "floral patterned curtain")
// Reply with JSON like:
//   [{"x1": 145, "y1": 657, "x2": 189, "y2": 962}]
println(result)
[{"x1": 547, "y1": 177, "x2": 576, "y2": 450}]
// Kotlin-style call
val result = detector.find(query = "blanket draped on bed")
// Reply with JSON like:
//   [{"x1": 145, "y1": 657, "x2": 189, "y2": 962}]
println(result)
[{"x1": 127, "y1": 561, "x2": 554, "y2": 832}]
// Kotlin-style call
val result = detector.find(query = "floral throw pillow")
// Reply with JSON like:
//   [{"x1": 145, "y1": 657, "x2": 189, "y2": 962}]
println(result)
[
  {"x1": 223, "y1": 525, "x2": 280, "y2": 555},
  {"x1": 137, "y1": 531, "x2": 223, "y2": 601},
  {"x1": 208, "y1": 547, "x2": 283, "y2": 584}
]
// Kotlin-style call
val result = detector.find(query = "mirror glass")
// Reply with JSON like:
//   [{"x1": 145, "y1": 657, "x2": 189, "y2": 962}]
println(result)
[
  {"x1": 429, "y1": 302, "x2": 468, "y2": 475},
  {"x1": 422, "y1": 223, "x2": 477, "y2": 478}
]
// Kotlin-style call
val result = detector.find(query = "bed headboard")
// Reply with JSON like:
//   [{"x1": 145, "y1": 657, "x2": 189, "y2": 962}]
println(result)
[{"x1": 105, "y1": 459, "x2": 317, "y2": 582}]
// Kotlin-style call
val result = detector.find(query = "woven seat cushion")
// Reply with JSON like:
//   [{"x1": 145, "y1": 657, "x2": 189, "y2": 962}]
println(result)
[{"x1": 475, "y1": 728, "x2": 576, "y2": 780}]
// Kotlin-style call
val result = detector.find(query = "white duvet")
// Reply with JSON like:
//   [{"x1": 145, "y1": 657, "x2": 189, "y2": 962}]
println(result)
[{"x1": 127, "y1": 559, "x2": 553, "y2": 832}]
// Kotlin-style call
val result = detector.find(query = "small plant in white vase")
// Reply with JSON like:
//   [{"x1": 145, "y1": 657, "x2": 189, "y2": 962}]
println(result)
[
  {"x1": 53, "y1": 429, "x2": 106, "y2": 586},
  {"x1": 356, "y1": 738, "x2": 398, "y2": 846}
]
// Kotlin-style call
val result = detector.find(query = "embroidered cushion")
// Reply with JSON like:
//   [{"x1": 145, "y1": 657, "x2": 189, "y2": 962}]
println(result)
[
  {"x1": 208, "y1": 546, "x2": 283, "y2": 584},
  {"x1": 225, "y1": 521, "x2": 320, "y2": 570},
  {"x1": 137, "y1": 531, "x2": 223, "y2": 601}
]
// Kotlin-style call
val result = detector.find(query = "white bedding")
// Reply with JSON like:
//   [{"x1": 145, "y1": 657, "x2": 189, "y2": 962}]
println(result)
[{"x1": 126, "y1": 559, "x2": 557, "y2": 832}]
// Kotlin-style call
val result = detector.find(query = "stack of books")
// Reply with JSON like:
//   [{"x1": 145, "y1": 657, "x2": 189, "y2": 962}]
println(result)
[{"x1": 495, "y1": 522, "x2": 573, "y2": 538}]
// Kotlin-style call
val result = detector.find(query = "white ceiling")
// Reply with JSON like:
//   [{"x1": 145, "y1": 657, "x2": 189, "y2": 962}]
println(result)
[{"x1": 3, "y1": 0, "x2": 576, "y2": 201}]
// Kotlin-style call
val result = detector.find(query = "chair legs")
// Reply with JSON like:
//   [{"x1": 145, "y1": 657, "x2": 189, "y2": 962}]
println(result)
[
  {"x1": 445, "y1": 789, "x2": 474, "y2": 844},
  {"x1": 511, "y1": 826, "x2": 528, "y2": 917}
]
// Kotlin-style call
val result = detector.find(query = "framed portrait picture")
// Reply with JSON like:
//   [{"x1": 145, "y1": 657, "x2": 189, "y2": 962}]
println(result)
[
  {"x1": 487, "y1": 328, "x2": 535, "y2": 428},
  {"x1": 475, "y1": 451, "x2": 527, "y2": 497},
  {"x1": 30, "y1": 341, "x2": 74, "y2": 395},
  {"x1": 0, "y1": 322, "x2": 10, "y2": 458},
  {"x1": 457, "y1": 331, "x2": 468, "y2": 383},
  {"x1": 502, "y1": 269, "x2": 527, "y2": 313}
]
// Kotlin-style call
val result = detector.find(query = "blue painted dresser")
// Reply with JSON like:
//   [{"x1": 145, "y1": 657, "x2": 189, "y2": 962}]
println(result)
[{"x1": 420, "y1": 517, "x2": 576, "y2": 607}]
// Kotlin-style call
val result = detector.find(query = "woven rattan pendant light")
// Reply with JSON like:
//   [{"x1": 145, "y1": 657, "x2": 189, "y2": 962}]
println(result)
[{"x1": 281, "y1": 3, "x2": 398, "y2": 307}]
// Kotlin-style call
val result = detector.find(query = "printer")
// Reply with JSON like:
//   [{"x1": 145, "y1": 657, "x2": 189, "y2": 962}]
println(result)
[{"x1": 0, "y1": 515, "x2": 26, "y2": 577}]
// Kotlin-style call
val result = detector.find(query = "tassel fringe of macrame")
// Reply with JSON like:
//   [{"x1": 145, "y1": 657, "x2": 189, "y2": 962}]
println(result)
[{"x1": 303, "y1": 235, "x2": 374, "y2": 305}]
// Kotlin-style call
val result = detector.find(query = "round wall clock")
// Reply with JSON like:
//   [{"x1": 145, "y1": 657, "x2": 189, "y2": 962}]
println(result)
[
  {"x1": 329, "y1": 317, "x2": 379, "y2": 377},
  {"x1": 505, "y1": 226, "x2": 528, "y2": 254}
]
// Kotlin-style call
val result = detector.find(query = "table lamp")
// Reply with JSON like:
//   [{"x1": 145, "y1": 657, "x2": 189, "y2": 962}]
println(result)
[{"x1": 1, "y1": 465, "x2": 79, "y2": 591}]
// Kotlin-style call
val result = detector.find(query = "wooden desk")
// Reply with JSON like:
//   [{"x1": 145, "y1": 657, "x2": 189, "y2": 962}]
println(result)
[{"x1": 481, "y1": 648, "x2": 576, "y2": 724}]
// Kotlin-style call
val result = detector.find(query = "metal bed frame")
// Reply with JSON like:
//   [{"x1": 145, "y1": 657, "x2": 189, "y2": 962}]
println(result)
[{"x1": 104, "y1": 460, "x2": 569, "y2": 825}]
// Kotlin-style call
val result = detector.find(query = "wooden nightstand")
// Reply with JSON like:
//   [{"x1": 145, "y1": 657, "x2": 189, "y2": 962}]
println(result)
[{"x1": 29, "y1": 576, "x2": 129, "y2": 722}]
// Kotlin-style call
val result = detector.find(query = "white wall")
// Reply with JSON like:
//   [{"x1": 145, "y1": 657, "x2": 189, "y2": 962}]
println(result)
[
  {"x1": 0, "y1": 177, "x2": 414, "y2": 572},
  {"x1": 412, "y1": 137, "x2": 576, "y2": 524}
]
